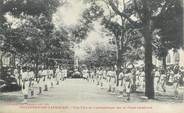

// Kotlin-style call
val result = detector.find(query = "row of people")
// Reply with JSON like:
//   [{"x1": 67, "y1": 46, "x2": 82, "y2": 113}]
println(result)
[
  {"x1": 14, "y1": 66, "x2": 67, "y2": 103},
  {"x1": 82, "y1": 66, "x2": 184, "y2": 100}
]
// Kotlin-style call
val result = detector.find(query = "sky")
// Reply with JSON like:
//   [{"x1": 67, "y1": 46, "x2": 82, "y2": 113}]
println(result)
[
  {"x1": 52, "y1": 0, "x2": 115, "y2": 60},
  {"x1": 52, "y1": 0, "x2": 86, "y2": 27},
  {"x1": 4, "y1": 12, "x2": 24, "y2": 29}
]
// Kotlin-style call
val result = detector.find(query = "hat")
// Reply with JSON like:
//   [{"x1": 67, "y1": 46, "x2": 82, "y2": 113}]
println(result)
[{"x1": 127, "y1": 64, "x2": 133, "y2": 69}]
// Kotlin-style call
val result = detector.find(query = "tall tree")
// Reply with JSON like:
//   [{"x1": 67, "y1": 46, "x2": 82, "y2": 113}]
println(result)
[
  {"x1": 100, "y1": 0, "x2": 143, "y2": 86},
  {"x1": 100, "y1": 0, "x2": 183, "y2": 98},
  {"x1": 0, "y1": 0, "x2": 65, "y2": 78}
]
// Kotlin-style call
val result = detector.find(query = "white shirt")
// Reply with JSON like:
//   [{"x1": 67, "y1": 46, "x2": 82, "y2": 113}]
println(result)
[
  {"x1": 155, "y1": 71, "x2": 160, "y2": 77},
  {"x1": 22, "y1": 72, "x2": 29, "y2": 80}
]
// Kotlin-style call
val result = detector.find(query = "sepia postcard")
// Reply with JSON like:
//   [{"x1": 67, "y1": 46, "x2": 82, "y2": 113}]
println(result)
[{"x1": 0, "y1": 0, "x2": 184, "y2": 113}]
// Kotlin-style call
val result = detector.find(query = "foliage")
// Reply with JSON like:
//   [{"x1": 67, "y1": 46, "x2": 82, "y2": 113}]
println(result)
[
  {"x1": 153, "y1": 0, "x2": 183, "y2": 58},
  {"x1": 72, "y1": 2, "x2": 104, "y2": 42},
  {"x1": 0, "y1": 0, "x2": 72, "y2": 67},
  {"x1": 0, "y1": 0, "x2": 61, "y2": 18}
]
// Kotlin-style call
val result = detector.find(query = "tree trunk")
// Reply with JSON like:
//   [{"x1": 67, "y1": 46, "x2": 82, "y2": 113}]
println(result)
[
  {"x1": 115, "y1": 35, "x2": 122, "y2": 86},
  {"x1": 144, "y1": 31, "x2": 154, "y2": 99},
  {"x1": 116, "y1": 49, "x2": 121, "y2": 86},
  {"x1": 131, "y1": 69, "x2": 137, "y2": 92},
  {"x1": 35, "y1": 61, "x2": 39, "y2": 81},
  {"x1": 143, "y1": 21, "x2": 154, "y2": 99},
  {"x1": 0, "y1": 51, "x2": 5, "y2": 78},
  {"x1": 162, "y1": 56, "x2": 166, "y2": 70},
  {"x1": 141, "y1": 0, "x2": 155, "y2": 99},
  {"x1": 0, "y1": 52, "x2": 3, "y2": 78},
  {"x1": 35, "y1": 54, "x2": 39, "y2": 81}
]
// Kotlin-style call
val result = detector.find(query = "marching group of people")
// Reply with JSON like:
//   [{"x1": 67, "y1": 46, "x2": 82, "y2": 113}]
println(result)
[
  {"x1": 13, "y1": 66, "x2": 67, "y2": 103},
  {"x1": 11, "y1": 64, "x2": 184, "y2": 103},
  {"x1": 81, "y1": 65, "x2": 184, "y2": 101}
]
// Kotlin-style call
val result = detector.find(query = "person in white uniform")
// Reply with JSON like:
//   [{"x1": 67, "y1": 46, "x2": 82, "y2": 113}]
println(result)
[
  {"x1": 161, "y1": 70, "x2": 167, "y2": 92},
  {"x1": 154, "y1": 68, "x2": 160, "y2": 91},
  {"x1": 118, "y1": 69, "x2": 125, "y2": 93},
  {"x1": 135, "y1": 68, "x2": 140, "y2": 89},
  {"x1": 96, "y1": 69, "x2": 100, "y2": 85},
  {"x1": 28, "y1": 68, "x2": 35, "y2": 97},
  {"x1": 49, "y1": 68, "x2": 54, "y2": 87},
  {"x1": 14, "y1": 68, "x2": 20, "y2": 86},
  {"x1": 82, "y1": 67, "x2": 89, "y2": 80},
  {"x1": 90, "y1": 69, "x2": 95, "y2": 83},
  {"x1": 38, "y1": 69, "x2": 43, "y2": 94},
  {"x1": 42, "y1": 69, "x2": 48, "y2": 91},
  {"x1": 173, "y1": 71, "x2": 182, "y2": 97},
  {"x1": 21, "y1": 67, "x2": 29, "y2": 103},
  {"x1": 123, "y1": 69, "x2": 132, "y2": 101},
  {"x1": 107, "y1": 68, "x2": 112, "y2": 92},
  {"x1": 101, "y1": 68, "x2": 107, "y2": 88},
  {"x1": 139, "y1": 68, "x2": 145, "y2": 91},
  {"x1": 55, "y1": 67, "x2": 60, "y2": 85}
]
